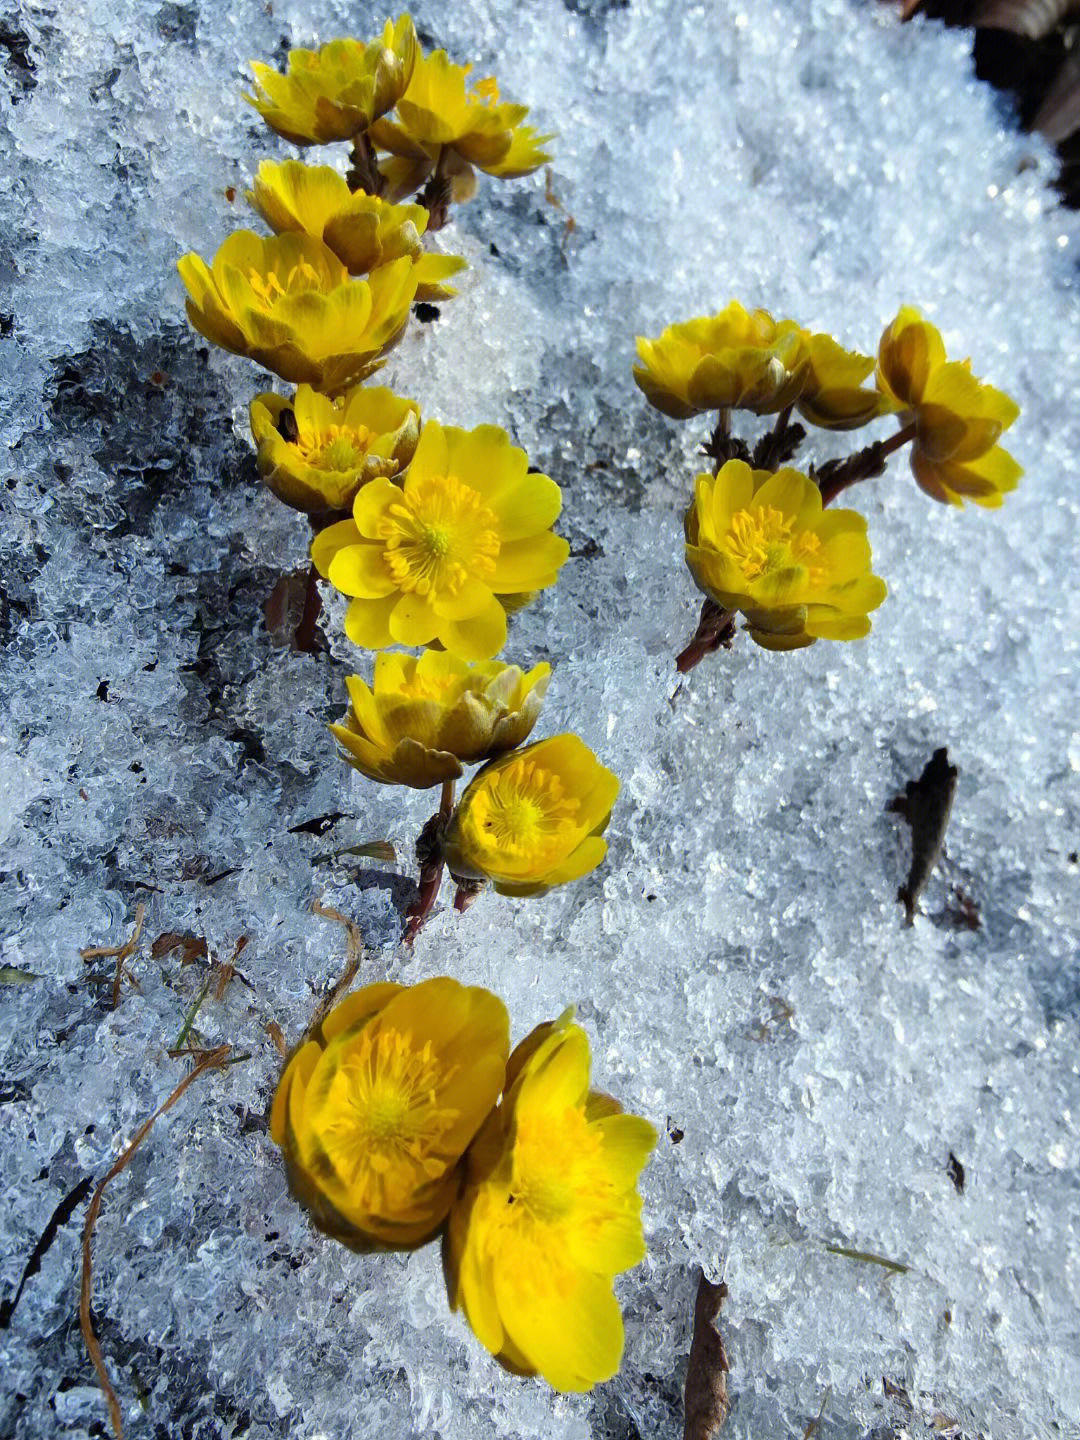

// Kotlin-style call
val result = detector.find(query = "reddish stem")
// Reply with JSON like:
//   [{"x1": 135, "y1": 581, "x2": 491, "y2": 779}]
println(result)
[
  {"x1": 675, "y1": 599, "x2": 738, "y2": 673},
  {"x1": 293, "y1": 561, "x2": 323, "y2": 654},
  {"x1": 403, "y1": 779, "x2": 456, "y2": 945},
  {"x1": 419, "y1": 146, "x2": 453, "y2": 231},
  {"x1": 816, "y1": 421, "x2": 918, "y2": 507}
]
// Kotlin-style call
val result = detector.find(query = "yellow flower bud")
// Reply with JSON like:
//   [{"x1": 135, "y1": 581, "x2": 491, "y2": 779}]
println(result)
[
  {"x1": 249, "y1": 384, "x2": 420, "y2": 514},
  {"x1": 796, "y1": 332, "x2": 896, "y2": 431},
  {"x1": 876, "y1": 307, "x2": 1022, "y2": 507},
  {"x1": 310, "y1": 421, "x2": 569, "y2": 661},
  {"x1": 369, "y1": 49, "x2": 553, "y2": 201},
  {"x1": 244, "y1": 17, "x2": 417, "y2": 145},
  {"x1": 270, "y1": 978, "x2": 509, "y2": 1250},
  {"x1": 444, "y1": 1011, "x2": 656, "y2": 1391},
  {"x1": 440, "y1": 734, "x2": 619, "y2": 897},
  {"x1": 685, "y1": 459, "x2": 887, "y2": 650},
  {"x1": 177, "y1": 231, "x2": 417, "y2": 393},
  {"x1": 633, "y1": 302, "x2": 808, "y2": 419},
  {"x1": 247, "y1": 160, "x2": 467, "y2": 301},
  {"x1": 331, "y1": 651, "x2": 551, "y2": 788}
]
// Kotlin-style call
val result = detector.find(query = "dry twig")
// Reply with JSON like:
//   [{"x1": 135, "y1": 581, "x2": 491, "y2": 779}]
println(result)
[
  {"x1": 309, "y1": 901, "x2": 364, "y2": 1029},
  {"x1": 80, "y1": 1045, "x2": 231, "y2": 1439},
  {"x1": 81, "y1": 904, "x2": 146, "y2": 1010}
]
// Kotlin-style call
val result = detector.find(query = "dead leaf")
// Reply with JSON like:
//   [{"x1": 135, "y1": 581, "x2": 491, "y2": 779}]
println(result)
[
  {"x1": 888, "y1": 748, "x2": 958, "y2": 924},
  {"x1": 151, "y1": 932, "x2": 208, "y2": 964},
  {"x1": 684, "y1": 1271, "x2": 729, "y2": 1440}
]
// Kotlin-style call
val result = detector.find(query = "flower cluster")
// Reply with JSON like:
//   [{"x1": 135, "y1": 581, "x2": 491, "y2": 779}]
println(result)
[
  {"x1": 272, "y1": 984, "x2": 656, "y2": 1390},
  {"x1": 178, "y1": 17, "x2": 612, "y2": 929},
  {"x1": 634, "y1": 302, "x2": 1021, "y2": 667}
]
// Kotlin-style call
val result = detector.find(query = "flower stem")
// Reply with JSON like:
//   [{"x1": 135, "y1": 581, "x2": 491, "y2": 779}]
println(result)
[
  {"x1": 419, "y1": 146, "x2": 453, "y2": 231},
  {"x1": 404, "y1": 779, "x2": 456, "y2": 945},
  {"x1": 815, "y1": 420, "x2": 918, "y2": 507},
  {"x1": 345, "y1": 129, "x2": 384, "y2": 195},
  {"x1": 675, "y1": 598, "x2": 738, "y2": 673},
  {"x1": 701, "y1": 408, "x2": 752, "y2": 472}
]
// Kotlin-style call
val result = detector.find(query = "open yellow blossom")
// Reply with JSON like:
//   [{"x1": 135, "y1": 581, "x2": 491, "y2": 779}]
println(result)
[
  {"x1": 311, "y1": 421, "x2": 569, "y2": 660},
  {"x1": 445, "y1": 1011, "x2": 656, "y2": 1390},
  {"x1": 633, "y1": 303, "x2": 808, "y2": 420},
  {"x1": 796, "y1": 332, "x2": 895, "y2": 431},
  {"x1": 369, "y1": 50, "x2": 552, "y2": 200},
  {"x1": 247, "y1": 160, "x2": 466, "y2": 301},
  {"x1": 178, "y1": 231, "x2": 418, "y2": 392},
  {"x1": 244, "y1": 17, "x2": 417, "y2": 145},
  {"x1": 685, "y1": 460, "x2": 887, "y2": 650},
  {"x1": 270, "y1": 978, "x2": 509, "y2": 1250},
  {"x1": 250, "y1": 385, "x2": 420, "y2": 515},
  {"x1": 876, "y1": 306, "x2": 1022, "y2": 507},
  {"x1": 440, "y1": 735, "x2": 619, "y2": 897},
  {"x1": 332, "y1": 651, "x2": 550, "y2": 788}
]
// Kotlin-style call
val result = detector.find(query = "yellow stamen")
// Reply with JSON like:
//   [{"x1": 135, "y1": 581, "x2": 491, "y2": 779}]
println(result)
[
  {"x1": 381, "y1": 475, "x2": 500, "y2": 598},
  {"x1": 473, "y1": 75, "x2": 500, "y2": 104},
  {"x1": 314, "y1": 1026, "x2": 460, "y2": 1209},
  {"x1": 247, "y1": 261, "x2": 323, "y2": 308},
  {"x1": 295, "y1": 422, "x2": 373, "y2": 471},
  {"x1": 724, "y1": 504, "x2": 823, "y2": 584},
  {"x1": 473, "y1": 758, "x2": 579, "y2": 858}
]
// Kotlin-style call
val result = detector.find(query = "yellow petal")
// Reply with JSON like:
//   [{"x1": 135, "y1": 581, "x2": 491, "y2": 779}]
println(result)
[
  {"x1": 389, "y1": 591, "x2": 440, "y2": 647},
  {"x1": 327, "y1": 543, "x2": 397, "y2": 598},
  {"x1": 344, "y1": 594, "x2": 398, "y2": 648},
  {"x1": 311, "y1": 519, "x2": 361, "y2": 578},
  {"x1": 438, "y1": 593, "x2": 507, "y2": 660},
  {"x1": 492, "y1": 1255, "x2": 625, "y2": 1392},
  {"x1": 489, "y1": 533, "x2": 570, "y2": 591}
]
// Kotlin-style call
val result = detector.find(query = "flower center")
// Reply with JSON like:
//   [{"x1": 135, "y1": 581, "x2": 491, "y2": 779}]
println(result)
[
  {"x1": 724, "y1": 504, "x2": 822, "y2": 584},
  {"x1": 506, "y1": 1109, "x2": 602, "y2": 1228},
  {"x1": 248, "y1": 260, "x2": 323, "y2": 308},
  {"x1": 473, "y1": 758, "x2": 579, "y2": 859},
  {"x1": 472, "y1": 75, "x2": 501, "y2": 105},
  {"x1": 296, "y1": 422, "x2": 373, "y2": 472},
  {"x1": 314, "y1": 1026, "x2": 460, "y2": 1206},
  {"x1": 380, "y1": 475, "x2": 500, "y2": 598}
]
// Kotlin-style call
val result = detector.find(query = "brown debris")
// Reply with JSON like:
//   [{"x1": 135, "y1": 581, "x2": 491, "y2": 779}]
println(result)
[
  {"x1": 888, "y1": 748, "x2": 958, "y2": 924},
  {"x1": 81, "y1": 1045, "x2": 231, "y2": 1439},
  {"x1": 81, "y1": 904, "x2": 146, "y2": 1009},
  {"x1": 1032, "y1": 46, "x2": 1080, "y2": 138},
  {"x1": 974, "y1": 0, "x2": 1080, "y2": 39},
  {"x1": 803, "y1": 1388, "x2": 832, "y2": 1438},
  {"x1": 683, "y1": 1271, "x2": 730, "y2": 1440},
  {"x1": 150, "y1": 931, "x2": 208, "y2": 964},
  {"x1": 265, "y1": 1020, "x2": 289, "y2": 1056},
  {"x1": 893, "y1": 0, "x2": 1080, "y2": 204},
  {"x1": 309, "y1": 901, "x2": 364, "y2": 1027}
]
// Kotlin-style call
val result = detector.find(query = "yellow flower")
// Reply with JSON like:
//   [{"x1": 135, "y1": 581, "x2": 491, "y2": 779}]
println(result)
[
  {"x1": 876, "y1": 307, "x2": 1022, "y2": 507},
  {"x1": 250, "y1": 384, "x2": 420, "y2": 515},
  {"x1": 685, "y1": 460, "x2": 887, "y2": 650},
  {"x1": 244, "y1": 17, "x2": 417, "y2": 145},
  {"x1": 311, "y1": 421, "x2": 569, "y2": 660},
  {"x1": 331, "y1": 651, "x2": 551, "y2": 788},
  {"x1": 270, "y1": 978, "x2": 509, "y2": 1250},
  {"x1": 445, "y1": 1011, "x2": 656, "y2": 1390},
  {"x1": 369, "y1": 51, "x2": 553, "y2": 199},
  {"x1": 440, "y1": 735, "x2": 619, "y2": 897},
  {"x1": 247, "y1": 160, "x2": 466, "y2": 301},
  {"x1": 633, "y1": 303, "x2": 808, "y2": 420},
  {"x1": 796, "y1": 332, "x2": 895, "y2": 431},
  {"x1": 178, "y1": 231, "x2": 418, "y2": 393}
]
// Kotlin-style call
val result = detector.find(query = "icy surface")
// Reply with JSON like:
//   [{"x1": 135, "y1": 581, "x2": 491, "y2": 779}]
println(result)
[{"x1": 2, "y1": 1, "x2": 1080, "y2": 1437}]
